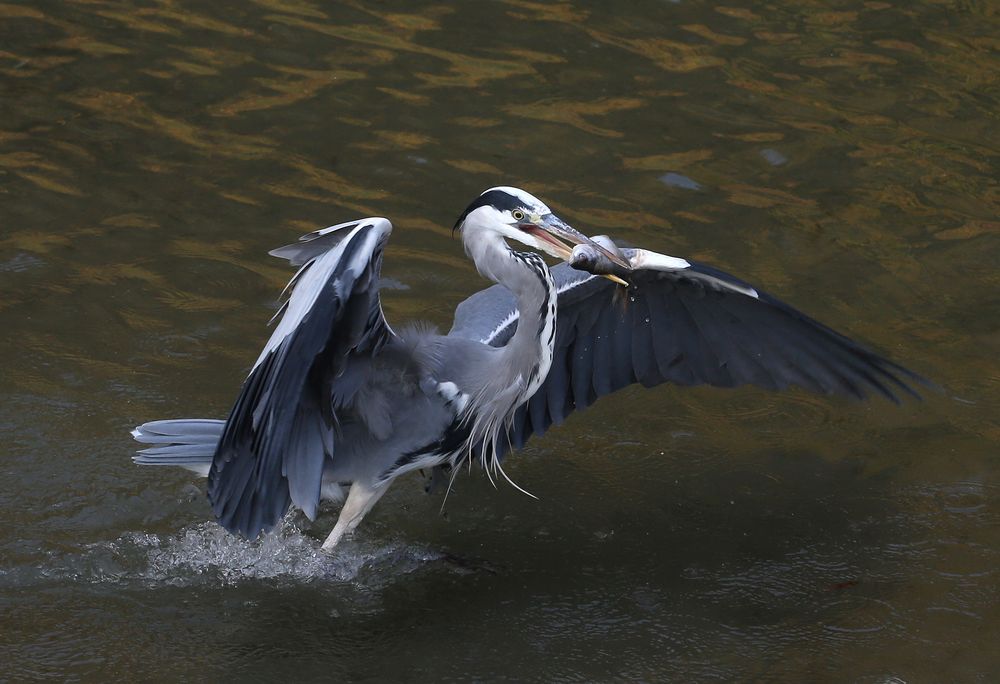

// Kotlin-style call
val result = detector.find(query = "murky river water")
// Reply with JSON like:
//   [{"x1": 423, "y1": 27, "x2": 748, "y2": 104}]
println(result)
[{"x1": 2, "y1": 0, "x2": 998, "y2": 680}]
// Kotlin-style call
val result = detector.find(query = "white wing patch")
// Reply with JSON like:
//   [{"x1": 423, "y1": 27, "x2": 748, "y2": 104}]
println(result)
[
  {"x1": 690, "y1": 272, "x2": 759, "y2": 298},
  {"x1": 631, "y1": 248, "x2": 759, "y2": 299},
  {"x1": 253, "y1": 219, "x2": 391, "y2": 373},
  {"x1": 482, "y1": 308, "x2": 519, "y2": 346},
  {"x1": 436, "y1": 381, "x2": 471, "y2": 413},
  {"x1": 629, "y1": 248, "x2": 690, "y2": 271}
]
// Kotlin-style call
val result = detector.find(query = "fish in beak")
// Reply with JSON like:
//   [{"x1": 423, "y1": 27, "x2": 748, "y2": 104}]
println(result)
[
  {"x1": 519, "y1": 213, "x2": 631, "y2": 286},
  {"x1": 568, "y1": 240, "x2": 633, "y2": 282}
]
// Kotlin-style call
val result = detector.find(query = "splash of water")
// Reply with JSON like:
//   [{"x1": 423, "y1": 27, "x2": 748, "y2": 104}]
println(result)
[{"x1": 80, "y1": 518, "x2": 444, "y2": 588}]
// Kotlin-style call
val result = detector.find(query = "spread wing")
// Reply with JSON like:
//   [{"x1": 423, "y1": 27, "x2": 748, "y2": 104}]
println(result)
[
  {"x1": 208, "y1": 218, "x2": 394, "y2": 538},
  {"x1": 449, "y1": 245, "x2": 927, "y2": 454}
]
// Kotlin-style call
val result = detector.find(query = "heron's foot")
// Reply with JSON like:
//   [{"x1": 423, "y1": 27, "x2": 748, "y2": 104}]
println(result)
[
  {"x1": 320, "y1": 481, "x2": 388, "y2": 553},
  {"x1": 320, "y1": 528, "x2": 349, "y2": 552}
]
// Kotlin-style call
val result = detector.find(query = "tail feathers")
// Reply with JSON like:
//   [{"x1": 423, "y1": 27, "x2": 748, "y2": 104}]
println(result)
[{"x1": 132, "y1": 419, "x2": 224, "y2": 476}]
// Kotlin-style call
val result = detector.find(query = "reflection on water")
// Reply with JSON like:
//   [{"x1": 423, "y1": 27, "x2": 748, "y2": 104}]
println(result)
[{"x1": 1, "y1": 0, "x2": 998, "y2": 680}]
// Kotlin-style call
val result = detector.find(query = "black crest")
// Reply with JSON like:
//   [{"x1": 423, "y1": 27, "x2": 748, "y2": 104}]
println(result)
[{"x1": 453, "y1": 189, "x2": 525, "y2": 233}]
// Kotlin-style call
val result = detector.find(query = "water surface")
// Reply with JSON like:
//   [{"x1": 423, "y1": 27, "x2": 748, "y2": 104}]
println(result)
[{"x1": 1, "y1": 0, "x2": 998, "y2": 680}]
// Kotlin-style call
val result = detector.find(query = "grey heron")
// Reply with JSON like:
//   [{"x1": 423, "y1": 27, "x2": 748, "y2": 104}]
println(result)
[{"x1": 132, "y1": 186, "x2": 924, "y2": 551}]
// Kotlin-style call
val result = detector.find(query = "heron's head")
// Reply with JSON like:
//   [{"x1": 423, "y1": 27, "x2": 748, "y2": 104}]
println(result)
[{"x1": 453, "y1": 186, "x2": 630, "y2": 274}]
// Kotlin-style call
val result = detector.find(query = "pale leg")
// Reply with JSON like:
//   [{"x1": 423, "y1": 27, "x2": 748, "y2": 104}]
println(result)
[{"x1": 320, "y1": 480, "x2": 389, "y2": 552}]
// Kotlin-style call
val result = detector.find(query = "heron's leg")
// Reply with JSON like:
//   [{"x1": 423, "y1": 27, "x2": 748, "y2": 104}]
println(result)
[{"x1": 320, "y1": 480, "x2": 388, "y2": 552}]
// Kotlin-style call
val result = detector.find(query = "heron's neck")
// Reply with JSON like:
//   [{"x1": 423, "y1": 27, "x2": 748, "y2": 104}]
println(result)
[{"x1": 468, "y1": 233, "x2": 557, "y2": 396}]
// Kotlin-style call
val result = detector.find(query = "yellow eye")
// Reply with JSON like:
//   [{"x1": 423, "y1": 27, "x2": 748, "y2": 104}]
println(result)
[{"x1": 512, "y1": 210, "x2": 525, "y2": 221}]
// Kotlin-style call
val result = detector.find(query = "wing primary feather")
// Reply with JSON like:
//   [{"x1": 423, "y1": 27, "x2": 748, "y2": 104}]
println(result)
[
  {"x1": 685, "y1": 296, "x2": 781, "y2": 391},
  {"x1": 630, "y1": 289, "x2": 665, "y2": 388}
]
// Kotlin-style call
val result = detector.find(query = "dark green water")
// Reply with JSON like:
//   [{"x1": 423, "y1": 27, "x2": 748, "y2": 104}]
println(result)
[{"x1": 1, "y1": 0, "x2": 998, "y2": 680}]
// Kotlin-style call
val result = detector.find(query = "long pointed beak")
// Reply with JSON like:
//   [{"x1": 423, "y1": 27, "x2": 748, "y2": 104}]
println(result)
[{"x1": 520, "y1": 213, "x2": 631, "y2": 284}]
